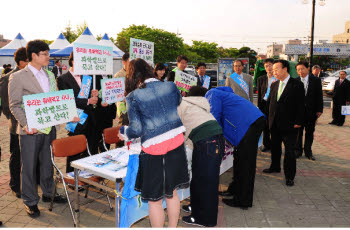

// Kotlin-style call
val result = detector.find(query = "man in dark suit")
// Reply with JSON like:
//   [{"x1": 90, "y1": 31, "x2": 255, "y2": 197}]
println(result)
[
  {"x1": 194, "y1": 62, "x2": 209, "y2": 89},
  {"x1": 295, "y1": 61, "x2": 323, "y2": 161},
  {"x1": 56, "y1": 52, "x2": 100, "y2": 172},
  {"x1": 257, "y1": 58, "x2": 276, "y2": 152},
  {"x1": 329, "y1": 71, "x2": 350, "y2": 126},
  {"x1": 263, "y1": 60, "x2": 305, "y2": 186},
  {"x1": 51, "y1": 60, "x2": 62, "y2": 79},
  {"x1": 0, "y1": 47, "x2": 28, "y2": 198}
]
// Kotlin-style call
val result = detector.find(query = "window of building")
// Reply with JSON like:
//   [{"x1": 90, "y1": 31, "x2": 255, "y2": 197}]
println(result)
[{"x1": 348, "y1": 29, "x2": 350, "y2": 33}]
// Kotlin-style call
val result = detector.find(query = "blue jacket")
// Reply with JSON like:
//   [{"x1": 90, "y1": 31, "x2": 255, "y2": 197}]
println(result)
[
  {"x1": 205, "y1": 87, "x2": 264, "y2": 147},
  {"x1": 123, "y1": 80, "x2": 183, "y2": 144}
]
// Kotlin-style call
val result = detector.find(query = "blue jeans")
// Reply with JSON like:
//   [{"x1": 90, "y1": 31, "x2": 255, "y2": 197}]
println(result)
[{"x1": 190, "y1": 134, "x2": 224, "y2": 226}]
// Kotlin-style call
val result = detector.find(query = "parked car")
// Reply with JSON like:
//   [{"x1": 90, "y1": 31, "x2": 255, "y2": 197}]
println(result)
[{"x1": 322, "y1": 68, "x2": 350, "y2": 95}]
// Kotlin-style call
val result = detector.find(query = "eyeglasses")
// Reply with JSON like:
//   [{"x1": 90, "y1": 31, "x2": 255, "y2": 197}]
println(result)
[{"x1": 38, "y1": 52, "x2": 50, "y2": 57}]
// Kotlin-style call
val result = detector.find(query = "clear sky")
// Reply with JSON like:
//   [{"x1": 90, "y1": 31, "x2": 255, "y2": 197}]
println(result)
[{"x1": 1, "y1": 0, "x2": 349, "y2": 53}]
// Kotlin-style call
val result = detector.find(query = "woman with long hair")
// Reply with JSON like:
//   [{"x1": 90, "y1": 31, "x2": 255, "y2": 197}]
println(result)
[
  {"x1": 119, "y1": 58, "x2": 189, "y2": 227},
  {"x1": 153, "y1": 63, "x2": 166, "y2": 81}
]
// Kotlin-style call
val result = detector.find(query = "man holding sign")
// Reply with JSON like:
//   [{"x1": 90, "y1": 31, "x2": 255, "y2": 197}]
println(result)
[{"x1": 9, "y1": 40, "x2": 67, "y2": 218}]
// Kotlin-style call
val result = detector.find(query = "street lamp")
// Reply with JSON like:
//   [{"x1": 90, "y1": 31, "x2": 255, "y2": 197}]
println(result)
[{"x1": 302, "y1": 0, "x2": 326, "y2": 70}]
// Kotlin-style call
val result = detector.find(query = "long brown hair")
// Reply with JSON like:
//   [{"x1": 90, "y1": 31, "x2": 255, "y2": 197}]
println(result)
[{"x1": 125, "y1": 58, "x2": 154, "y2": 95}]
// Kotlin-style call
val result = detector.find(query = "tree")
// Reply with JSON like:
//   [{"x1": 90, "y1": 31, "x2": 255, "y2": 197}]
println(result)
[
  {"x1": 42, "y1": 39, "x2": 54, "y2": 45},
  {"x1": 237, "y1": 47, "x2": 257, "y2": 67},
  {"x1": 188, "y1": 41, "x2": 218, "y2": 63},
  {"x1": 62, "y1": 21, "x2": 88, "y2": 43},
  {"x1": 116, "y1": 24, "x2": 185, "y2": 63}
]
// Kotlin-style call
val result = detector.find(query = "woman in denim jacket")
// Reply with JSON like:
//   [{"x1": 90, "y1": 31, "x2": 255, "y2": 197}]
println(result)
[{"x1": 119, "y1": 58, "x2": 189, "y2": 227}]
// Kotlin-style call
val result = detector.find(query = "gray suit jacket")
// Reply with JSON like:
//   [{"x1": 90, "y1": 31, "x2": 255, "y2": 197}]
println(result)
[
  {"x1": 9, "y1": 65, "x2": 59, "y2": 135},
  {"x1": 225, "y1": 72, "x2": 254, "y2": 102}
]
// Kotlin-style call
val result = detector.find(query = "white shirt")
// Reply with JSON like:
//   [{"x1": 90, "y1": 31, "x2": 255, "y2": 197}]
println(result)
[
  {"x1": 267, "y1": 74, "x2": 274, "y2": 86},
  {"x1": 69, "y1": 70, "x2": 82, "y2": 88},
  {"x1": 278, "y1": 75, "x2": 290, "y2": 96},
  {"x1": 57, "y1": 65, "x2": 61, "y2": 77},
  {"x1": 28, "y1": 64, "x2": 50, "y2": 93}
]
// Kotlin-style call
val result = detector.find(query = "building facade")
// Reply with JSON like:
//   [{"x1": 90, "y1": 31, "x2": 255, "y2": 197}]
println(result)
[{"x1": 333, "y1": 21, "x2": 350, "y2": 44}]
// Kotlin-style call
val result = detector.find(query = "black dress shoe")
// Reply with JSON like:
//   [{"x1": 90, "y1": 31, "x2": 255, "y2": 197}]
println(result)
[
  {"x1": 222, "y1": 198, "x2": 249, "y2": 210},
  {"x1": 261, "y1": 146, "x2": 271, "y2": 152},
  {"x1": 182, "y1": 215, "x2": 214, "y2": 227},
  {"x1": 336, "y1": 123, "x2": 343, "y2": 126},
  {"x1": 306, "y1": 155, "x2": 316, "y2": 161},
  {"x1": 328, "y1": 122, "x2": 336, "y2": 125},
  {"x1": 24, "y1": 204, "x2": 40, "y2": 218},
  {"x1": 42, "y1": 194, "x2": 67, "y2": 203},
  {"x1": 263, "y1": 168, "x2": 281, "y2": 173},
  {"x1": 12, "y1": 190, "x2": 21, "y2": 198},
  {"x1": 286, "y1": 179, "x2": 294, "y2": 186},
  {"x1": 181, "y1": 204, "x2": 192, "y2": 213},
  {"x1": 219, "y1": 190, "x2": 234, "y2": 197}
]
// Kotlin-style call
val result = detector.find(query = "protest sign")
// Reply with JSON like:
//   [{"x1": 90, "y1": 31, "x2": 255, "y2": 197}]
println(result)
[
  {"x1": 174, "y1": 70, "x2": 198, "y2": 92},
  {"x1": 341, "y1": 105, "x2": 350, "y2": 115},
  {"x1": 73, "y1": 43, "x2": 113, "y2": 75},
  {"x1": 23, "y1": 89, "x2": 78, "y2": 130},
  {"x1": 129, "y1": 38, "x2": 154, "y2": 65},
  {"x1": 101, "y1": 77, "x2": 125, "y2": 104}
]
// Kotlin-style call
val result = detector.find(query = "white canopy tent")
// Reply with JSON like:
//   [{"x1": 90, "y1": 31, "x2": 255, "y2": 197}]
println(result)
[{"x1": 0, "y1": 33, "x2": 27, "y2": 67}]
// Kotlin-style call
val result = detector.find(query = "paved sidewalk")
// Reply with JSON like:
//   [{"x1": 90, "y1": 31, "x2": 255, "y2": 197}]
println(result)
[{"x1": 0, "y1": 107, "x2": 350, "y2": 227}]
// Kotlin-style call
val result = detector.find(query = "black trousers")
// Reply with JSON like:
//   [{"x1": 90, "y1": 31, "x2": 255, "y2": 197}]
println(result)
[
  {"x1": 262, "y1": 118, "x2": 271, "y2": 149},
  {"x1": 295, "y1": 120, "x2": 316, "y2": 156},
  {"x1": 270, "y1": 124, "x2": 297, "y2": 181},
  {"x1": 227, "y1": 117, "x2": 264, "y2": 207},
  {"x1": 9, "y1": 133, "x2": 21, "y2": 193},
  {"x1": 190, "y1": 134, "x2": 224, "y2": 226},
  {"x1": 332, "y1": 102, "x2": 346, "y2": 125}
]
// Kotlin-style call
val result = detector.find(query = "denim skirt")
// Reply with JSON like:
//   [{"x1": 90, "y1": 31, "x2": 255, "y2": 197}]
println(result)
[{"x1": 135, "y1": 143, "x2": 190, "y2": 201}]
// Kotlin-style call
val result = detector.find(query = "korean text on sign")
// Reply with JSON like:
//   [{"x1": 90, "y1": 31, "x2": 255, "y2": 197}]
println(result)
[
  {"x1": 73, "y1": 43, "x2": 113, "y2": 75},
  {"x1": 174, "y1": 71, "x2": 198, "y2": 92},
  {"x1": 129, "y1": 38, "x2": 154, "y2": 65},
  {"x1": 101, "y1": 78, "x2": 125, "y2": 104},
  {"x1": 23, "y1": 89, "x2": 78, "y2": 130}
]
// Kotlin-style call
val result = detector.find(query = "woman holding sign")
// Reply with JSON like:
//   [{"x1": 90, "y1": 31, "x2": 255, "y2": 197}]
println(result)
[{"x1": 118, "y1": 58, "x2": 189, "y2": 228}]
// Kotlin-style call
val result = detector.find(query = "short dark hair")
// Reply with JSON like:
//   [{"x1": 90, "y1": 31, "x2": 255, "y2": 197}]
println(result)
[
  {"x1": 3, "y1": 64, "x2": 6, "y2": 68},
  {"x1": 177, "y1": 55, "x2": 188, "y2": 63},
  {"x1": 122, "y1": 53, "x2": 129, "y2": 62},
  {"x1": 339, "y1": 70, "x2": 347, "y2": 75},
  {"x1": 26, "y1": 39, "x2": 50, "y2": 62},
  {"x1": 263, "y1": 58, "x2": 274, "y2": 65},
  {"x1": 7, "y1": 64, "x2": 11, "y2": 67},
  {"x1": 55, "y1": 60, "x2": 60, "y2": 64},
  {"x1": 296, "y1": 61, "x2": 309, "y2": 69},
  {"x1": 68, "y1": 51, "x2": 74, "y2": 67},
  {"x1": 188, "y1": 86, "x2": 208, "y2": 97},
  {"x1": 312, "y1": 65, "x2": 321, "y2": 70},
  {"x1": 234, "y1": 59, "x2": 244, "y2": 66},
  {"x1": 14, "y1": 47, "x2": 27, "y2": 65},
  {"x1": 195, "y1": 62, "x2": 206, "y2": 69},
  {"x1": 274, "y1": 59, "x2": 290, "y2": 73}
]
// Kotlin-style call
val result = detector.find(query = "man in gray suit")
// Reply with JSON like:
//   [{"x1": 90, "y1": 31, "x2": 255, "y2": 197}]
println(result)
[
  {"x1": 9, "y1": 40, "x2": 66, "y2": 218},
  {"x1": 225, "y1": 60, "x2": 254, "y2": 103}
]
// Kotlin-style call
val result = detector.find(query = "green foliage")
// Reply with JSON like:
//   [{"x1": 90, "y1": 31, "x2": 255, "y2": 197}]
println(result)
[
  {"x1": 188, "y1": 41, "x2": 218, "y2": 63},
  {"x1": 116, "y1": 24, "x2": 185, "y2": 63},
  {"x1": 42, "y1": 39, "x2": 54, "y2": 45},
  {"x1": 62, "y1": 21, "x2": 88, "y2": 43}
]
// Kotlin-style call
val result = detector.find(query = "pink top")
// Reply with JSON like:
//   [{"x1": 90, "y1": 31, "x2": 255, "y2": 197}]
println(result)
[{"x1": 142, "y1": 133, "x2": 184, "y2": 155}]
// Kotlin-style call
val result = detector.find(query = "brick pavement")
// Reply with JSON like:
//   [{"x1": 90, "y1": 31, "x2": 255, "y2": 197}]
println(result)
[{"x1": 0, "y1": 107, "x2": 350, "y2": 227}]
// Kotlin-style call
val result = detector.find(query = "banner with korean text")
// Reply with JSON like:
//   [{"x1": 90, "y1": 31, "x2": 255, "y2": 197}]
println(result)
[
  {"x1": 73, "y1": 43, "x2": 113, "y2": 75},
  {"x1": 101, "y1": 77, "x2": 125, "y2": 104},
  {"x1": 129, "y1": 38, "x2": 154, "y2": 65},
  {"x1": 174, "y1": 70, "x2": 198, "y2": 92},
  {"x1": 23, "y1": 89, "x2": 78, "y2": 130}
]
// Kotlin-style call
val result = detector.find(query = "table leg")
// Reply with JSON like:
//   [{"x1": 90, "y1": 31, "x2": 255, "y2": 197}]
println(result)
[
  {"x1": 74, "y1": 168, "x2": 80, "y2": 227},
  {"x1": 116, "y1": 182, "x2": 119, "y2": 227}
]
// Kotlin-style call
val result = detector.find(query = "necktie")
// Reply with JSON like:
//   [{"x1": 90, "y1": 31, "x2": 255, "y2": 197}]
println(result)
[
  {"x1": 301, "y1": 78, "x2": 307, "y2": 95},
  {"x1": 277, "y1": 81, "x2": 284, "y2": 101}
]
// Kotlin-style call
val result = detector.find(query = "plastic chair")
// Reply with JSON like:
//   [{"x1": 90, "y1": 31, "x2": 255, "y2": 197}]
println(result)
[
  {"x1": 50, "y1": 134, "x2": 112, "y2": 226},
  {"x1": 102, "y1": 126, "x2": 122, "y2": 151}
]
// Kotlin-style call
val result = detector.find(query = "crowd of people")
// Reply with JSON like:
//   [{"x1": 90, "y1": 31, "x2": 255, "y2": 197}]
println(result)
[{"x1": 0, "y1": 39, "x2": 349, "y2": 227}]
